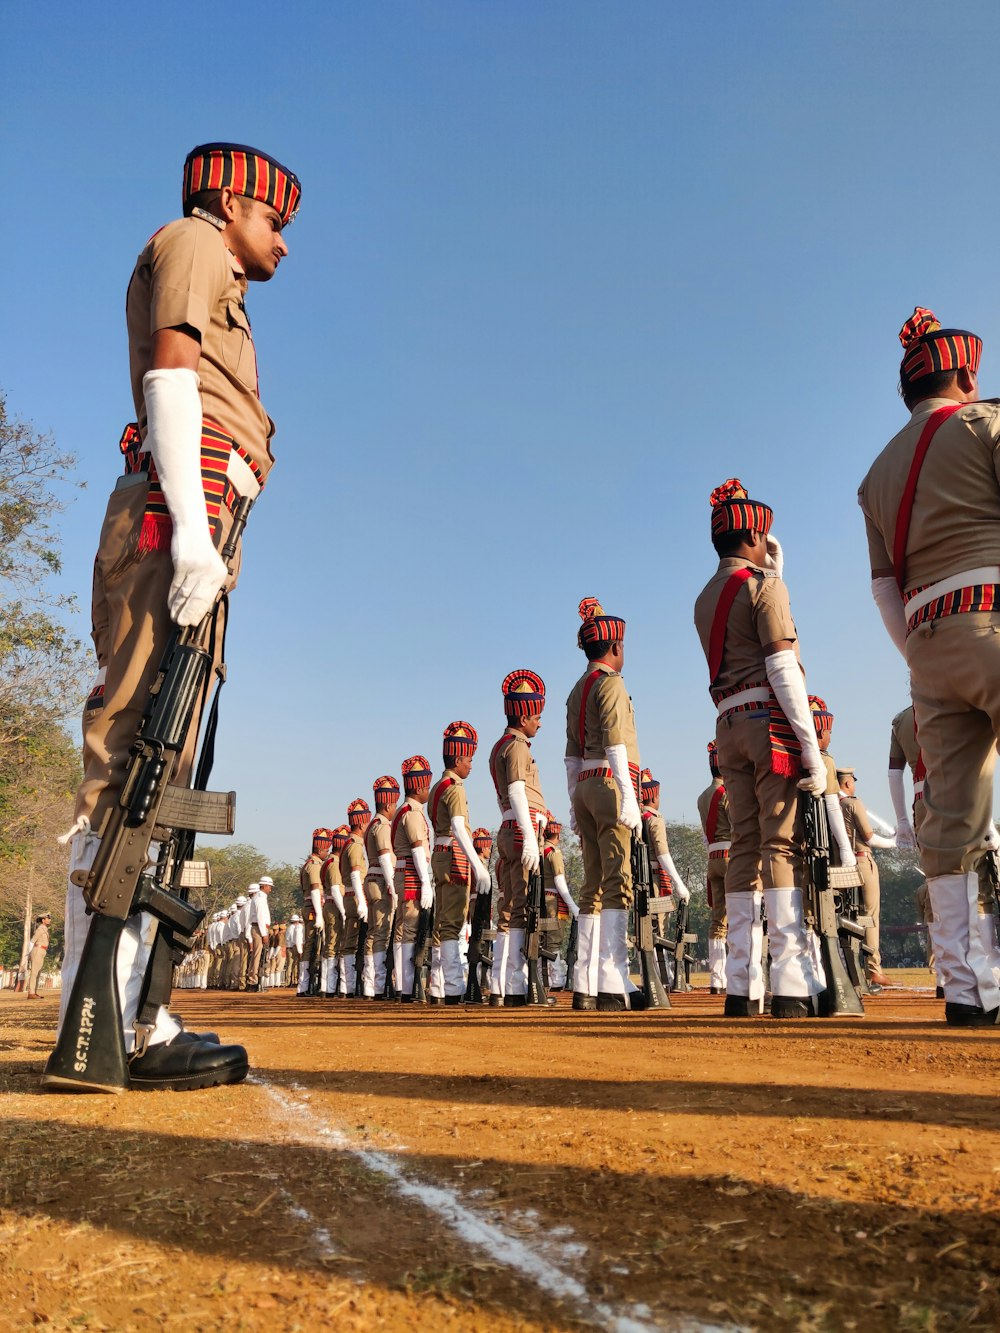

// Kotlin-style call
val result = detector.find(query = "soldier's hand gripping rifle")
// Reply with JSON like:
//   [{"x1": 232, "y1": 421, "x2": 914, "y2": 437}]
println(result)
[
  {"x1": 670, "y1": 896, "x2": 698, "y2": 994},
  {"x1": 411, "y1": 895, "x2": 434, "y2": 1002},
  {"x1": 43, "y1": 499, "x2": 254, "y2": 1092},
  {"x1": 631, "y1": 832, "x2": 671, "y2": 1009},
  {"x1": 801, "y1": 792, "x2": 865, "y2": 1017},
  {"x1": 465, "y1": 872, "x2": 494, "y2": 1004},
  {"x1": 308, "y1": 908, "x2": 325, "y2": 997}
]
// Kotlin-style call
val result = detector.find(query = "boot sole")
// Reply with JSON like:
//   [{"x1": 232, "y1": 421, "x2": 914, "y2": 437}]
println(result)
[{"x1": 40, "y1": 1072, "x2": 127, "y2": 1095}]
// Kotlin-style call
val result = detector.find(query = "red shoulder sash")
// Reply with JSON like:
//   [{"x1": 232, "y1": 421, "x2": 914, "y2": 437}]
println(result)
[
  {"x1": 430, "y1": 777, "x2": 454, "y2": 826},
  {"x1": 892, "y1": 403, "x2": 962, "y2": 592},
  {"x1": 706, "y1": 785, "x2": 725, "y2": 841},
  {"x1": 708, "y1": 567, "x2": 754, "y2": 685}
]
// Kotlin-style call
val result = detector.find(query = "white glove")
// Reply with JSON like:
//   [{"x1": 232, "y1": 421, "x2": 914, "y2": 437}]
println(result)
[
  {"x1": 378, "y1": 851, "x2": 396, "y2": 886},
  {"x1": 871, "y1": 577, "x2": 908, "y2": 658},
  {"x1": 143, "y1": 368, "x2": 228, "y2": 627},
  {"x1": 888, "y1": 768, "x2": 917, "y2": 848},
  {"x1": 329, "y1": 885, "x2": 346, "y2": 922},
  {"x1": 764, "y1": 533, "x2": 784, "y2": 578},
  {"x1": 825, "y1": 794, "x2": 857, "y2": 868},
  {"x1": 413, "y1": 844, "x2": 434, "y2": 911},
  {"x1": 554, "y1": 872, "x2": 579, "y2": 918},
  {"x1": 865, "y1": 807, "x2": 896, "y2": 839},
  {"x1": 351, "y1": 871, "x2": 368, "y2": 921},
  {"x1": 868, "y1": 832, "x2": 896, "y2": 849},
  {"x1": 310, "y1": 887, "x2": 324, "y2": 929},
  {"x1": 452, "y1": 815, "x2": 490, "y2": 893},
  {"x1": 606, "y1": 744, "x2": 642, "y2": 831},
  {"x1": 764, "y1": 649, "x2": 825, "y2": 795},
  {"x1": 508, "y1": 781, "x2": 540, "y2": 871},
  {"x1": 564, "y1": 756, "x2": 582, "y2": 809},
  {"x1": 660, "y1": 853, "x2": 689, "y2": 902}
]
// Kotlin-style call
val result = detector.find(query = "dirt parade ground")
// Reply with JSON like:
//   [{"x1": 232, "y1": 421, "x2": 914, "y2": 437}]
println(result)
[{"x1": 1, "y1": 979, "x2": 999, "y2": 1333}]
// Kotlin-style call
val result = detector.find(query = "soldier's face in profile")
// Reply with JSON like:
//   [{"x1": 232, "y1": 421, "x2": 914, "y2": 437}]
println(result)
[
  {"x1": 454, "y1": 755, "x2": 473, "y2": 778},
  {"x1": 225, "y1": 196, "x2": 289, "y2": 281}
]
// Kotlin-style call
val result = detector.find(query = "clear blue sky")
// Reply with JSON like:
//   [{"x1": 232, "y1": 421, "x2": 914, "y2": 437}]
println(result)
[{"x1": 4, "y1": 0, "x2": 999, "y2": 862}]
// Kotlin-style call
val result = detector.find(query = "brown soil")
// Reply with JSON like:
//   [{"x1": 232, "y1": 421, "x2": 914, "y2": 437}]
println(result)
[{"x1": 1, "y1": 979, "x2": 998, "y2": 1332}]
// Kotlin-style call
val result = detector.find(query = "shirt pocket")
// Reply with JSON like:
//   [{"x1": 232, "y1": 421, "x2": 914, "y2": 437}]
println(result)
[{"x1": 222, "y1": 298, "x2": 259, "y2": 391}]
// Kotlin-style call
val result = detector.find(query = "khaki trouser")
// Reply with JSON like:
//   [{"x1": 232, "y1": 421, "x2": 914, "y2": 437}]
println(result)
[
  {"x1": 907, "y1": 612, "x2": 1000, "y2": 877},
  {"x1": 916, "y1": 882, "x2": 936, "y2": 969},
  {"x1": 708, "y1": 863, "x2": 728, "y2": 939},
  {"x1": 76, "y1": 481, "x2": 239, "y2": 831},
  {"x1": 430, "y1": 872, "x2": 470, "y2": 944},
  {"x1": 322, "y1": 903, "x2": 341, "y2": 961},
  {"x1": 285, "y1": 950, "x2": 300, "y2": 987},
  {"x1": 857, "y1": 853, "x2": 881, "y2": 974},
  {"x1": 716, "y1": 711, "x2": 801, "y2": 892},
  {"x1": 571, "y1": 774, "x2": 632, "y2": 913},
  {"x1": 497, "y1": 826, "x2": 531, "y2": 929},
  {"x1": 247, "y1": 924, "x2": 267, "y2": 986},
  {"x1": 27, "y1": 947, "x2": 46, "y2": 995},
  {"x1": 337, "y1": 896, "x2": 362, "y2": 958},
  {"x1": 364, "y1": 877, "x2": 393, "y2": 952},
  {"x1": 391, "y1": 895, "x2": 420, "y2": 947}
]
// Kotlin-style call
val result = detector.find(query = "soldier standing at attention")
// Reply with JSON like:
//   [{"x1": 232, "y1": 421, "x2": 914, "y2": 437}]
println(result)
[
  {"x1": 859, "y1": 307, "x2": 1000, "y2": 1025},
  {"x1": 428, "y1": 724, "x2": 492, "y2": 1005},
  {"x1": 52, "y1": 142, "x2": 300, "y2": 1090},
  {"x1": 837, "y1": 768, "x2": 894, "y2": 989},
  {"x1": 564, "y1": 599, "x2": 644, "y2": 1011},
  {"x1": 321, "y1": 831, "x2": 347, "y2": 996},
  {"x1": 698, "y1": 742, "x2": 733, "y2": 994},
  {"x1": 297, "y1": 829, "x2": 332, "y2": 997},
  {"x1": 888, "y1": 704, "x2": 921, "y2": 851},
  {"x1": 334, "y1": 821, "x2": 368, "y2": 996},
  {"x1": 285, "y1": 914, "x2": 304, "y2": 988},
  {"x1": 489, "y1": 672, "x2": 548, "y2": 1007},
  {"x1": 364, "y1": 777, "x2": 399, "y2": 997},
  {"x1": 391, "y1": 757, "x2": 435, "y2": 999},
  {"x1": 25, "y1": 912, "x2": 52, "y2": 999},
  {"x1": 694, "y1": 481, "x2": 827, "y2": 1019},
  {"x1": 808, "y1": 696, "x2": 858, "y2": 873}
]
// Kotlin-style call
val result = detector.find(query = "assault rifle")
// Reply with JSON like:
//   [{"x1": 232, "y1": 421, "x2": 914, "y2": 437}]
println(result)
[
  {"x1": 631, "y1": 833, "x2": 671, "y2": 1009},
  {"x1": 43, "y1": 499, "x2": 253, "y2": 1092},
  {"x1": 308, "y1": 912, "x2": 324, "y2": 996},
  {"x1": 801, "y1": 793, "x2": 865, "y2": 1016},
  {"x1": 563, "y1": 916, "x2": 579, "y2": 993},
  {"x1": 465, "y1": 875, "x2": 494, "y2": 1004},
  {"x1": 411, "y1": 899, "x2": 434, "y2": 1002},
  {"x1": 983, "y1": 847, "x2": 1000, "y2": 914},
  {"x1": 525, "y1": 829, "x2": 555, "y2": 1006},
  {"x1": 670, "y1": 897, "x2": 698, "y2": 994},
  {"x1": 354, "y1": 918, "x2": 368, "y2": 997}
]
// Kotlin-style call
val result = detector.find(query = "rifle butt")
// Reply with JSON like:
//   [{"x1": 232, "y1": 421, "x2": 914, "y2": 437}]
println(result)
[
  {"x1": 817, "y1": 934, "x2": 865, "y2": 1016},
  {"x1": 41, "y1": 914, "x2": 130, "y2": 1093}
]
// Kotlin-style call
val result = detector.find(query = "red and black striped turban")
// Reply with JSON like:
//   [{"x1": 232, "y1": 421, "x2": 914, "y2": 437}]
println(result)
[
  {"x1": 472, "y1": 827, "x2": 493, "y2": 851},
  {"x1": 183, "y1": 142, "x2": 302, "y2": 226},
  {"x1": 899, "y1": 307, "x2": 981, "y2": 384},
  {"x1": 347, "y1": 798, "x2": 371, "y2": 830},
  {"x1": 329, "y1": 824, "x2": 351, "y2": 852},
  {"x1": 373, "y1": 775, "x2": 400, "y2": 807},
  {"x1": 545, "y1": 811, "x2": 562, "y2": 837},
  {"x1": 577, "y1": 597, "x2": 626, "y2": 648},
  {"x1": 503, "y1": 669, "x2": 546, "y2": 718},
  {"x1": 809, "y1": 695, "x2": 834, "y2": 735},
  {"x1": 710, "y1": 479, "x2": 773, "y2": 539},
  {"x1": 707, "y1": 741, "x2": 720, "y2": 778},
  {"x1": 311, "y1": 827, "x2": 334, "y2": 853},
  {"x1": 443, "y1": 720, "x2": 479, "y2": 760},
  {"x1": 639, "y1": 768, "x2": 660, "y2": 801},
  {"x1": 401, "y1": 755, "x2": 433, "y2": 793}
]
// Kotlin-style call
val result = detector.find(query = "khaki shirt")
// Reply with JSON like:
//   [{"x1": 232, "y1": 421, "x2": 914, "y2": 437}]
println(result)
[
  {"x1": 490, "y1": 728, "x2": 546, "y2": 813},
  {"x1": 365, "y1": 812, "x2": 393, "y2": 871},
  {"x1": 565, "y1": 664, "x2": 641, "y2": 767},
  {"x1": 890, "y1": 706, "x2": 920, "y2": 774},
  {"x1": 127, "y1": 216, "x2": 275, "y2": 479},
  {"x1": 697, "y1": 780, "x2": 732, "y2": 844},
  {"x1": 299, "y1": 852, "x2": 323, "y2": 895},
  {"x1": 822, "y1": 752, "x2": 839, "y2": 798},
  {"x1": 840, "y1": 795, "x2": 875, "y2": 854},
  {"x1": 30, "y1": 924, "x2": 49, "y2": 951},
  {"x1": 693, "y1": 558, "x2": 799, "y2": 695},
  {"x1": 640, "y1": 805, "x2": 670, "y2": 860},
  {"x1": 321, "y1": 853, "x2": 344, "y2": 893},
  {"x1": 340, "y1": 834, "x2": 367, "y2": 889},
  {"x1": 859, "y1": 397, "x2": 1000, "y2": 589},
  {"x1": 428, "y1": 769, "x2": 471, "y2": 838},
  {"x1": 543, "y1": 844, "x2": 565, "y2": 880},
  {"x1": 392, "y1": 798, "x2": 430, "y2": 857}
]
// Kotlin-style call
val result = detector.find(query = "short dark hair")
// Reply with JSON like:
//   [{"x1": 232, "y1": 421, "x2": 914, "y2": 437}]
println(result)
[
  {"x1": 712, "y1": 530, "x2": 754, "y2": 558},
  {"x1": 183, "y1": 188, "x2": 254, "y2": 220},
  {"x1": 582, "y1": 638, "x2": 611, "y2": 661},
  {"x1": 900, "y1": 368, "x2": 958, "y2": 411}
]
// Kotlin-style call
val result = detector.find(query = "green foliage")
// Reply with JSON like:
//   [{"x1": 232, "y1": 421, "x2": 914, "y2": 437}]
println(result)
[{"x1": 193, "y1": 843, "x2": 302, "y2": 924}]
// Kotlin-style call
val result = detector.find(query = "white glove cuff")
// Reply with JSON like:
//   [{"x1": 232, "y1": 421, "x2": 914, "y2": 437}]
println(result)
[
  {"x1": 350, "y1": 870, "x2": 364, "y2": 896},
  {"x1": 309, "y1": 887, "x2": 323, "y2": 920},
  {"x1": 508, "y1": 781, "x2": 537, "y2": 844},
  {"x1": 451, "y1": 815, "x2": 480, "y2": 868},
  {"x1": 887, "y1": 767, "x2": 910, "y2": 828},
  {"x1": 378, "y1": 852, "x2": 396, "y2": 884},
  {"x1": 412, "y1": 843, "x2": 431, "y2": 885},
  {"x1": 825, "y1": 793, "x2": 856, "y2": 863},
  {"x1": 142, "y1": 368, "x2": 208, "y2": 542},
  {"x1": 764, "y1": 649, "x2": 821, "y2": 769},
  {"x1": 605, "y1": 744, "x2": 637, "y2": 805}
]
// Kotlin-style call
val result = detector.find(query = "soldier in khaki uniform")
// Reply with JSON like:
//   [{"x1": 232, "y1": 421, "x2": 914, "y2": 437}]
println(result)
[
  {"x1": 391, "y1": 757, "x2": 435, "y2": 999},
  {"x1": 321, "y1": 832, "x2": 347, "y2": 996},
  {"x1": 285, "y1": 914, "x2": 303, "y2": 988},
  {"x1": 55, "y1": 142, "x2": 300, "y2": 1089},
  {"x1": 489, "y1": 671, "x2": 548, "y2": 1006},
  {"x1": 297, "y1": 828, "x2": 332, "y2": 996},
  {"x1": 837, "y1": 768, "x2": 895, "y2": 988},
  {"x1": 809, "y1": 697, "x2": 859, "y2": 872},
  {"x1": 639, "y1": 769, "x2": 689, "y2": 985},
  {"x1": 428, "y1": 724, "x2": 492, "y2": 1004},
  {"x1": 564, "y1": 599, "x2": 644, "y2": 1011},
  {"x1": 698, "y1": 742, "x2": 733, "y2": 993},
  {"x1": 333, "y1": 821, "x2": 368, "y2": 996},
  {"x1": 859, "y1": 307, "x2": 1000, "y2": 1024},
  {"x1": 25, "y1": 913, "x2": 52, "y2": 999},
  {"x1": 694, "y1": 482, "x2": 827, "y2": 1018},
  {"x1": 888, "y1": 705, "x2": 922, "y2": 849},
  {"x1": 364, "y1": 777, "x2": 399, "y2": 997}
]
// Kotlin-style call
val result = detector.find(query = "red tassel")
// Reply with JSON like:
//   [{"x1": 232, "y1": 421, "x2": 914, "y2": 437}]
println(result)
[
  {"x1": 136, "y1": 514, "x2": 172, "y2": 554},
  {"x1": 770, "y1": 751, "x2": 800, "y2": 780}
]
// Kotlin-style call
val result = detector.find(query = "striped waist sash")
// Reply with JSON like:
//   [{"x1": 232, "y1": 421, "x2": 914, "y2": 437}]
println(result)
[
  {"x1": 707, "y1": 841, "x2": 731, "y2": 859},
  {"x1": 904, "y1": 566, "x2": 1000, "y2": 633},
  {"x1": 713, "y1": 679, "x2": 802, "y2": 780},
  {"x1": 577, "y1": 760, "x2": 641, "y2": 798}
]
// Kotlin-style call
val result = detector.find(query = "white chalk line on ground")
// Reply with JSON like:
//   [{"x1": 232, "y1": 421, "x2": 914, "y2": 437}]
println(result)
[{"x1": 249, "y1": 1072, "x2": 741, "y2": 1333}]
